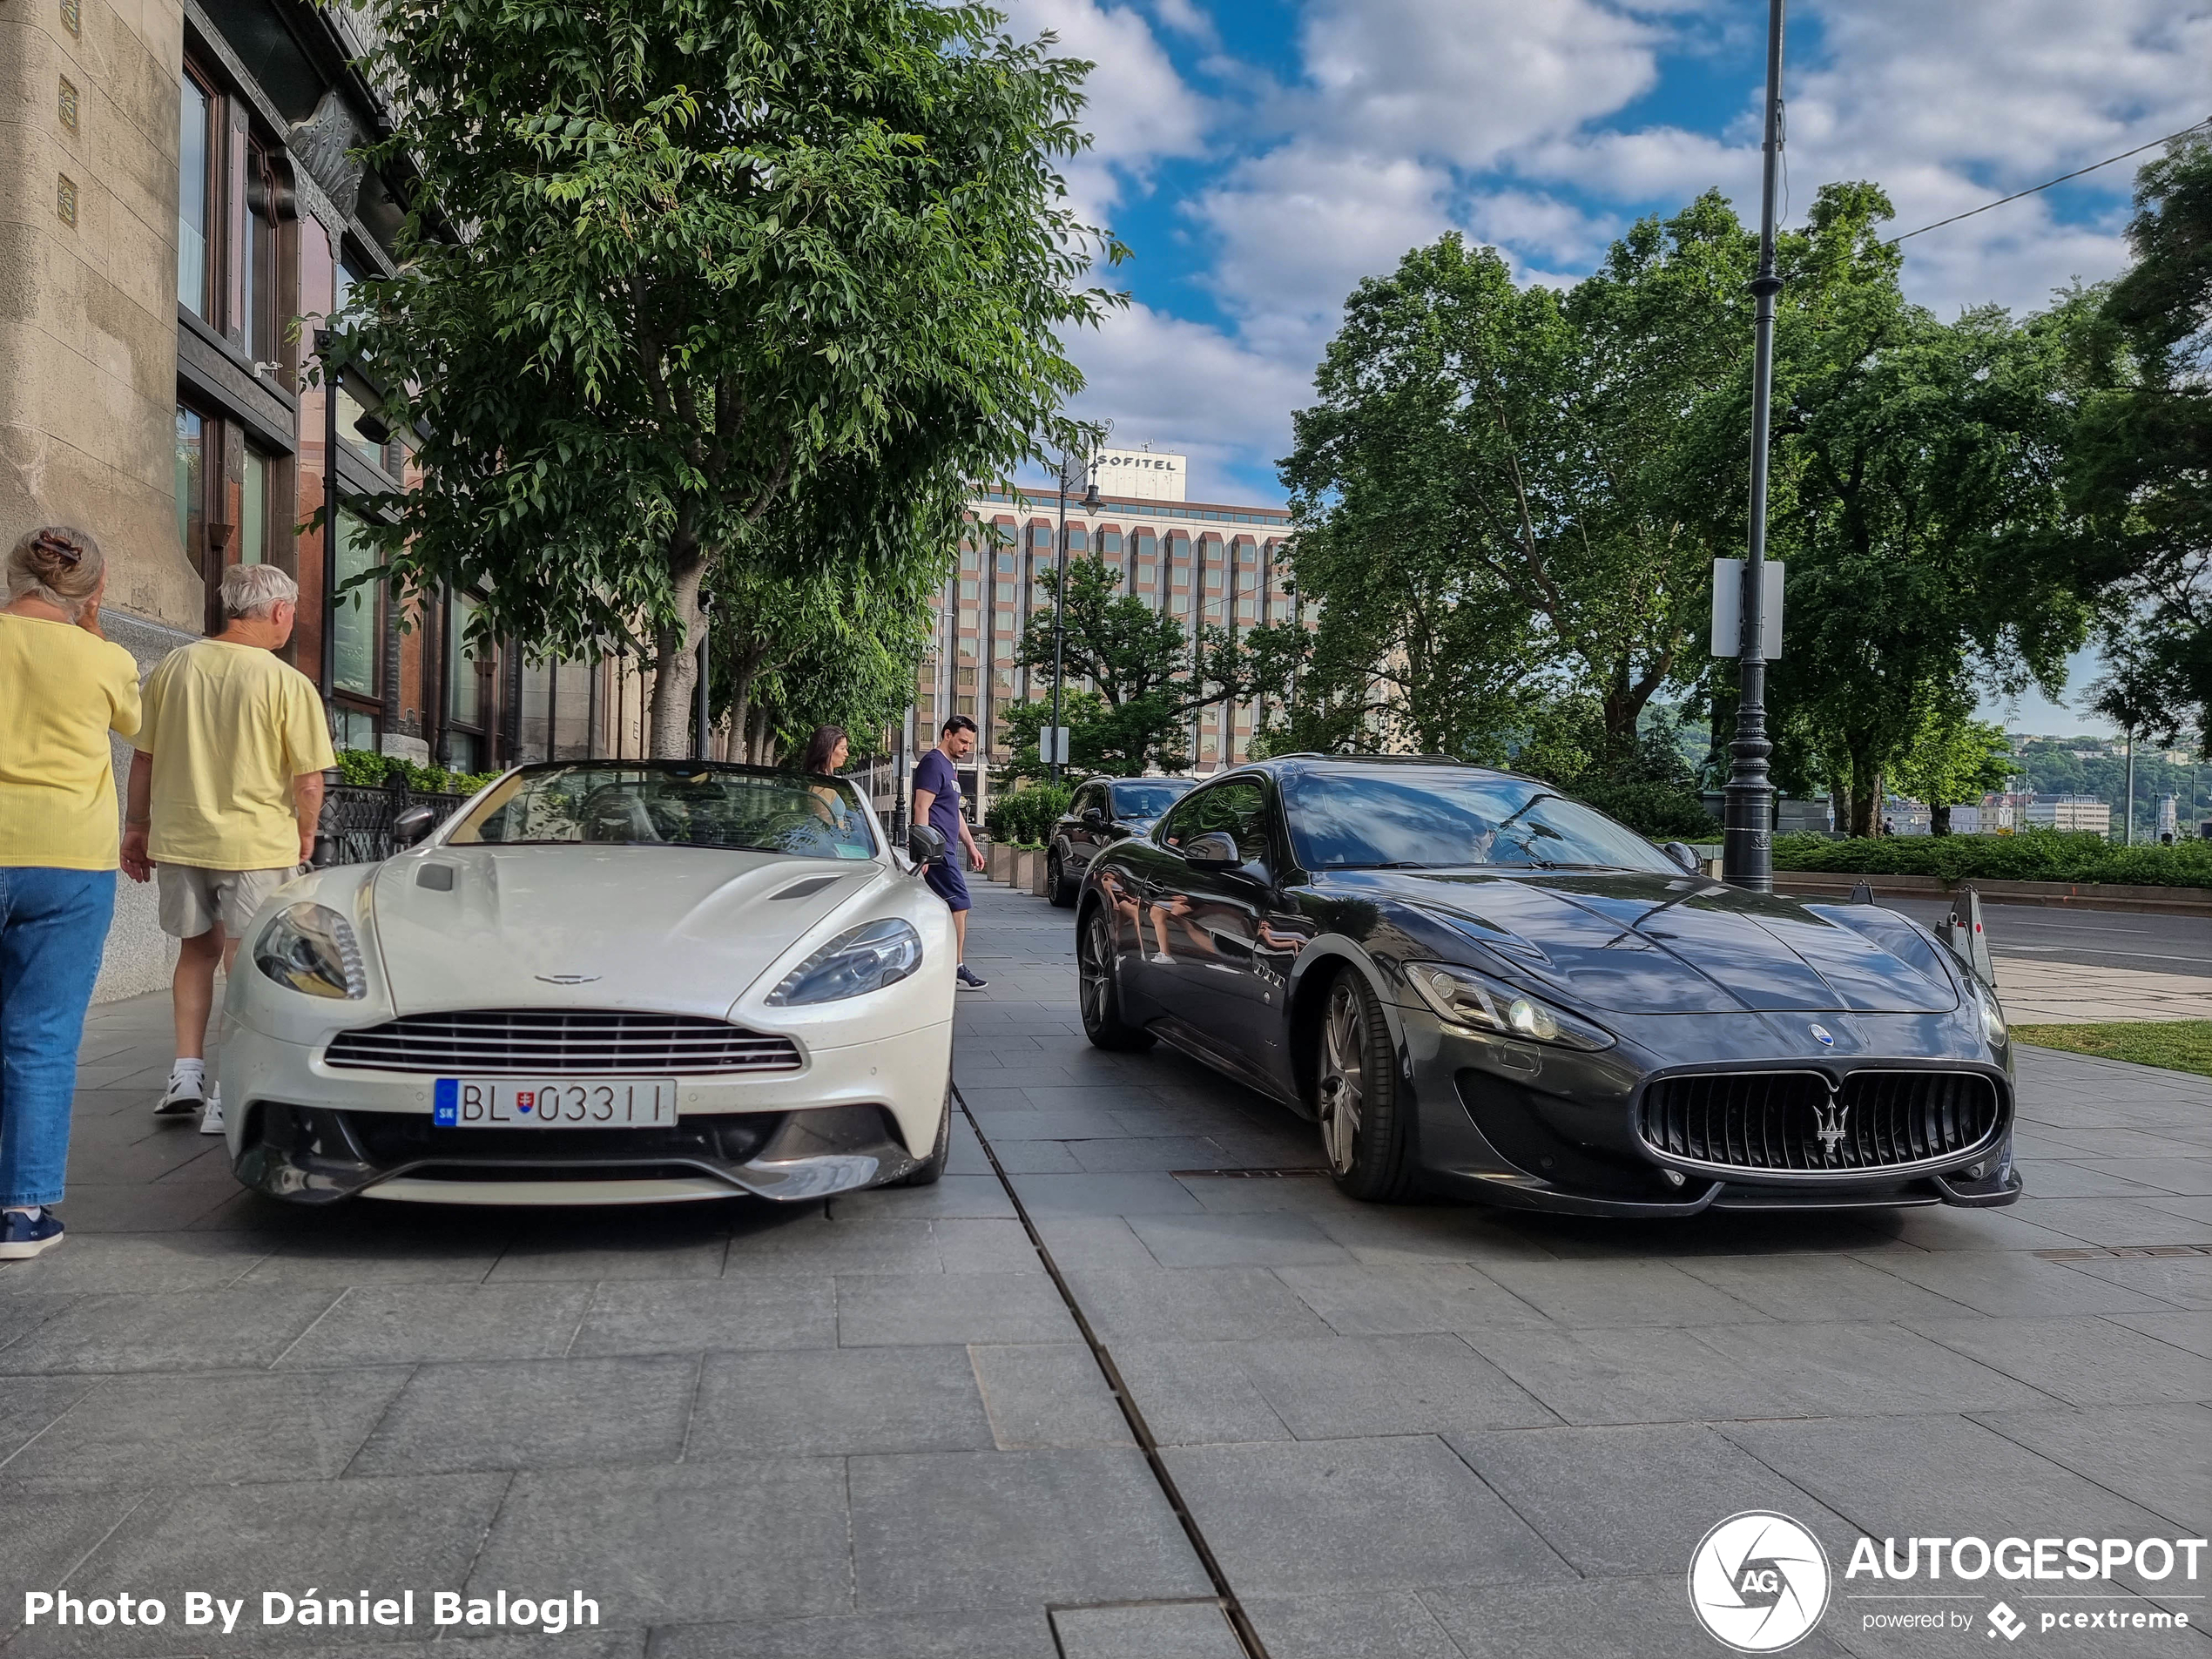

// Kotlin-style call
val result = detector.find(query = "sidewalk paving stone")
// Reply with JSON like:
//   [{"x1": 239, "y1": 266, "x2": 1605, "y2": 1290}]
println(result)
[
  {"x1": 847, "y1": 1447, "x2": 1212, "y2": 1613},
  {"x1": 350, "y1": 1355, "x2": 698, "y2": 1474},
  {"x1": 687, "y1": 1346, "x2": 994, "y2": 1456},
  {"x1": 3, "y1": 1367, "x2": 410, "y2": 1487},
  {"x1": 6, "y1": 877, "x2": 2201, "y2": 1655},
  {"x1": 1163, "y1": 1435, "x2": 1574, "y2": 1598}
]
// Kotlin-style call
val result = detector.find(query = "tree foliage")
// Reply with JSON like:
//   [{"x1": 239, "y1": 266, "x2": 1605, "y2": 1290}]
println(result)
[
  {"x1": 2068, "y1": 131, "x2": 2212, "y2": 754},
  {"x1": 333, "y1": 0, "x2": 1120, "y2": 753},
  {"x1": 998, "y1": 555, "x2": 1305, "y2": 783}
]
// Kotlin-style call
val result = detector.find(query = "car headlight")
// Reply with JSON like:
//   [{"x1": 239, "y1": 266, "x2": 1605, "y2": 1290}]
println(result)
[
  {"x1": 253, "y1": 903, "x2": 368, "y2": 1000},
  {"x1": 767, "y1": 918, "x2": 924, "y2": 1006},
  {"x1": 1406, "y1": 961, "x2": 1613, "y2": 1051},
  {"x1": 1973, "y1": 981, "x2": 2007, "y2": 1047}
]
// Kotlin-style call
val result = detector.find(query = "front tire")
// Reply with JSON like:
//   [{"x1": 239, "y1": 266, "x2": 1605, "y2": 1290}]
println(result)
[
  {"x1": 1078, "y1": 904, "x2": 1154, "y2": 1051},
  {"x1": 1315, "y1": 969, "x2": 1418, "y2": 1202},
  {"x1": 1046, "y1": 846, "x2": 1076, "y2": 907},
  {"x1": 888, "y1": 1087, "x2": 952, "y2": 1186}
]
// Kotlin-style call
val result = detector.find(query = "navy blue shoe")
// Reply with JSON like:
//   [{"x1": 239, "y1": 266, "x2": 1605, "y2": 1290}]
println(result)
[
  {"x1": 956, "y1": 965, "x2": 989, "y2": 990},
  {"x1": 0, "y1": 1208, "x2": 64, "y2": 1260}
]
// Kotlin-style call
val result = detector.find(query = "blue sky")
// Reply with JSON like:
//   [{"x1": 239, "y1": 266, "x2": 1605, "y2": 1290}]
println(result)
[{"x1": 1007, "y1": 0, "x2": 2209, "y2": 733}]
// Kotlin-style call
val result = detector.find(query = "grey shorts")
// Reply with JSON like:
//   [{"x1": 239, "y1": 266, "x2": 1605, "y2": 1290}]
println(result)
[{"x1": 157, "y1": 863, "x2": 300, "y2": 940}]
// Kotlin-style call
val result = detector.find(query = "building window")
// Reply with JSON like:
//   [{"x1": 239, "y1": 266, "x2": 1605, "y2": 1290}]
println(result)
[
  {"x1": 333, "y1": 705, "x2": 377, "y2": 750},
  {"x1": 239, "y1": 446, "x2": 270, "y2": 563},
  {"x1": 243, "y1": 143, "x2": 280, "y2": 366},
  {"x1": 1067, "y1": 527, "x2": 1087, "y2": 551},
  {"x1": 174, "y1": 405, "x2": 206, "y2": 564},
  {"x1": 331, "y1": 511, "x2": 381, "y2": 699},
  {"x1": 1100, "y1": 530, "x2": 1123, "y2": 554},
  {"x1": 445, "y1": 594, "x2": 486, "y2": 771},
  {"x1": 178, "y1": 72, "x2": 214, "y2": 319},
  {"x1": 516, "y1": 660, "x2": 551, "y2": 762}
]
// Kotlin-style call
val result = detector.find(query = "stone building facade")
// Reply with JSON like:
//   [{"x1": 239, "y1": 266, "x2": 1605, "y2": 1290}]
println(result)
[
  {"x1": 878, "y1": 479, "x2": 1303, "y2": 823},
  {"x1": 3, "y1": 0, "x2": 634, "y2": 995}
]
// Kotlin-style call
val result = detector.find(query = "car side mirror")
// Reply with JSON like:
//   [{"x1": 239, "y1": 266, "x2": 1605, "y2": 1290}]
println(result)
[
  {"x1": 1183, "y1": 831, "x2": 1241, "y2": 871},
  {"x1": 1082, "y1": 807, "x2": 1107, "y2": 828},
  {"x1": 907, "y1": 823, "x2": 949, "y2": 867},
  {"x1": 393, "y1": 805, "x2": 438, "y2": 848},
  {"x1": 1662, "y1": 840, "x2": 1700, "y2": 876}
]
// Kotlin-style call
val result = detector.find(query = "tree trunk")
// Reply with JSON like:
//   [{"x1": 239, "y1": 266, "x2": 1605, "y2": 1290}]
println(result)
[
  {"x1": 1931, "y1": 802, "x2": 1952, "y2": 837},
  {"x1": 647, "y1": 557, "x2": 705, "y2": 759},
  {"x1": 1846, "y1": 737, "x2": 1884, "y2": 840}
]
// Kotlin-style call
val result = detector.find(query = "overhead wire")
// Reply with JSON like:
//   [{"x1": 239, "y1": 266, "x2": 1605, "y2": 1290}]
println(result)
[{"x1": 1885, "y1": 116, "x2": 2211, "y2": 244}]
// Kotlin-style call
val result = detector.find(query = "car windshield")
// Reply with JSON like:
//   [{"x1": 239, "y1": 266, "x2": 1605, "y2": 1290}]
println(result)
[
  {"x1": 448, "y1": 763, "x2": 878, "y2": 859},
  {"x1": 1111, "y1": 781, "x2": 1190, "y2": 819},
  {"x1": 1285, "y1": 770, "x2": 1681, "y2": 873}
]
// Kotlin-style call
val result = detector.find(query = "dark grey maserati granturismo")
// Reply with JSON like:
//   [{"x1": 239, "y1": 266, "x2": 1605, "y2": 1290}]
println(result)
[{"x1": 1076, "y1": 756, "x2": 2020, "y2": 1216}]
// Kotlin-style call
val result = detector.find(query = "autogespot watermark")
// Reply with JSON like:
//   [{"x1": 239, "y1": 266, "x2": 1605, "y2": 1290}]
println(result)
[{"x1": 1689, "y1": 1516, "x2": 2207, "y2": 1650}]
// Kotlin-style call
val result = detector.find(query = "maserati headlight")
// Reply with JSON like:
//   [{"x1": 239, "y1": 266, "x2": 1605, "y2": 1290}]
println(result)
[
  {"x1": 767, "y1": 918, "x2": 924, "y2": 1006},
  {"x1": 1974, "y1": 981, "x2": 2007, "y2": 1047},
  {"x1": 253, "y1": 903, "x2": 367, "y2": 1000},
  {"x1": 1406, "y1": 961, "x2": 1613, "y2": 1051}
]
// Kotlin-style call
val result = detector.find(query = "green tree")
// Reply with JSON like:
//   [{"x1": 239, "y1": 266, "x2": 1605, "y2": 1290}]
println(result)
[
  {"x1": 1755, "y1": 189, "x2": 2101, "y2": 836},
  {"x1": 1281, "y1": 197, "x2": 1757, "y2": 765},
  {"x1": 2068, "y1": 131, "x2": 2212, "y2": 753},
  {"x1": 334, "y1": 0, "x2": 1119, "y2": 753},
  {"x1": 705, "y1": 553, "x2": 935, "y2": 763},
  {"x1": 996, "y1": 553, "x2": 1313, "y2": 781},
  {"x1": 1886, "y1": 701, "x2": 2013, "y2": 835}
]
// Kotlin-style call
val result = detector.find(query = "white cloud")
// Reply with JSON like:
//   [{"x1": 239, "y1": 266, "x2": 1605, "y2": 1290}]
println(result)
[
  {"x1": 1001, "y1": 0, "x2": 1215, "y2": 223},
  {"x1": 1061, "y1": 301, "x2": 1314, "y2": 502},
  {"x1": 1047, "y1": 0, "x2": 2209, "y2": 501},
  {"x1": 1296, "y1": 0, "x2": 1662, "y2": 168}
]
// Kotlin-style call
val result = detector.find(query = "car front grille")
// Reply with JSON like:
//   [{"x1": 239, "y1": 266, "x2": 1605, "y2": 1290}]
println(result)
[
  {"x1": 324, "y1": 1009, "x2": 802, "y2": 1076},
  {"x1": 1636, "y1": 1069, "x2": 2001, "y2": 1174}
]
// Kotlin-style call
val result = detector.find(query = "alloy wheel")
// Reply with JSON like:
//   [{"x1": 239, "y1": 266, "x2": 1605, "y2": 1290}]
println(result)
[
  {"x1": 1079, "y1": 912, "x2": 1112, "y2": 1028},
  {"x1": 1318, "y1": 979, "x2": 1365, "y2": 1175}
]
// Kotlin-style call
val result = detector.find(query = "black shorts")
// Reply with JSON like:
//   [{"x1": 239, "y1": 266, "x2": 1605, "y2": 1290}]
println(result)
[{"x1": 925, "y1": 857, "x2": 972, "y2": 913}]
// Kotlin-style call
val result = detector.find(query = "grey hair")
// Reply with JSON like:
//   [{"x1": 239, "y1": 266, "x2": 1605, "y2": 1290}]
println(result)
[
  {"x1": 220, "y1": 562, "x2": 299, "y2": 619},
  {"x1": 6, "y1": 525, "x2": 104, "y2": 614}
]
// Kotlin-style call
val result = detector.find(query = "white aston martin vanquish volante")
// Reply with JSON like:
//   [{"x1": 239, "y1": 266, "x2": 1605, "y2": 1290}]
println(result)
[{"x1": 220, "y1": 761, "x2": 957, "y2": 1205}]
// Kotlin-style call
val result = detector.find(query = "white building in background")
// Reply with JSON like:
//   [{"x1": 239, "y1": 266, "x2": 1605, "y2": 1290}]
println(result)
[
  {"x1": 1947, "y1": 804, "x2": 1983, "y2": 834},
  {"x1": 2025, "y1": 795, "x2": 2112, "y2": 834}
]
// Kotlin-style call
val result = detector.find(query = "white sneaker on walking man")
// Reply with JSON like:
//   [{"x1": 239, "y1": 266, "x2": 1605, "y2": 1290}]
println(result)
[{"x1": 121, "y1": 565, "x2": 336, "y2": 1135}]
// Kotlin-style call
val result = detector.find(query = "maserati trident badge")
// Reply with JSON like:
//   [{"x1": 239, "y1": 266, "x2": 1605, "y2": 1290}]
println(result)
[
  {"x1": 1808, "y1": 1023, "x2": 1835, "y2": 1047},
  {"x1": 1811, "y1": 1086, "x2": 1850, "y2": 1165}
]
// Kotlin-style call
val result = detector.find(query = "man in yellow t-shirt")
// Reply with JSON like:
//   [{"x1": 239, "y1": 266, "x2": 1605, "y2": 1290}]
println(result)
[{"x1": 122, "y1": 564, "x2": 336, "y2": 1134}]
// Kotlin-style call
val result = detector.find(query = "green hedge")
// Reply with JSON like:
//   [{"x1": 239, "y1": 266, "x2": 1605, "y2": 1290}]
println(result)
[
  {"x1": 1571, "y1": 779, "x2": 1719, "y2": 841},
  {"x1": 335, "y1": 748, "x2": 501, "y2": 797},
  {"x1": 984, "y1": 784, "x2": 1071, "y2": 849},
  {"x1": 1772, "y1": 830, "x2": 2212, "y2": 888}
]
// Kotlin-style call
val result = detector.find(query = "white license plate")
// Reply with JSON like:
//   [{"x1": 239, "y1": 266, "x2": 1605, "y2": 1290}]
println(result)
[{"x1": 432, "y1": 1077, "x2": 677, "y2": 1128}]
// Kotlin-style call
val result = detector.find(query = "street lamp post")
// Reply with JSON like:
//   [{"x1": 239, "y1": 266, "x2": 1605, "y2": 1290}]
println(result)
[
  {"x1": 1723, "y1": 0, "x2": 1788, "y2": 891},
  {"x1": 694, "y1": 594, "x2": 713, "y2": 762},
  {"x1": 1049, "y1": 452, "x2": 1100, "y2": 784}
]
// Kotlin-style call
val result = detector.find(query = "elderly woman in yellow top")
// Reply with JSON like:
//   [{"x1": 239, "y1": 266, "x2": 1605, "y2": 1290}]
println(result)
[{"x1": 0, "y1": 526, "x2": 142, "y2": 1258}]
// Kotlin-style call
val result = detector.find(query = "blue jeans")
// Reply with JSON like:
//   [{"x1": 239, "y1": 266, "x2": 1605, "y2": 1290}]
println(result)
[{"x1": 0, "y1": 868, "x2": 116, "y2": 1208}]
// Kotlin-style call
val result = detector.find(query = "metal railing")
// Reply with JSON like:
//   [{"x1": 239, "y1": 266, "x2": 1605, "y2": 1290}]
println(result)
[{"x1": 314, "y1": 775, "x2": 469, "y2": 867}]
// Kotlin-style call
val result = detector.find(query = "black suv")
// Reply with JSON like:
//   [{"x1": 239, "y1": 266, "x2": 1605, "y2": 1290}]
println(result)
[{"x1": 1045, "y1": 776, "x2": 1197, "y2": 907}]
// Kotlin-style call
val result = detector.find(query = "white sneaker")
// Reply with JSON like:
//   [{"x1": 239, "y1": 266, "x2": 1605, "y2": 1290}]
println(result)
[
  {"x1": 198, "y1": 1086, "x2": 225, "y2": 1136},
  {"x1": 1150, "y1": 952, "x2": 1174, "y2": 965},
  {"x1": 155, "y1": 1069, "x2": 206, "y2": 1117}
]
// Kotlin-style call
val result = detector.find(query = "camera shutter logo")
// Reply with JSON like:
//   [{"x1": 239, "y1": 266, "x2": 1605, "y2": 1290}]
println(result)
[{"x1": 1688, "y1": 1511, "x2": 1831, "y2": 1652}]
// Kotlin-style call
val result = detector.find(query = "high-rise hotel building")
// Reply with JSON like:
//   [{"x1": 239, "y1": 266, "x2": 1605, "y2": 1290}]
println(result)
[{"x1": 899, "y1": 451, "x2": 1302, "y2": 807}]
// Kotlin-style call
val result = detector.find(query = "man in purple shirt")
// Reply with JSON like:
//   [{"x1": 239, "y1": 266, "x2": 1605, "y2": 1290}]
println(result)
[{"x1": 912, "y1": 715, "x2": 989, "y2": 989}]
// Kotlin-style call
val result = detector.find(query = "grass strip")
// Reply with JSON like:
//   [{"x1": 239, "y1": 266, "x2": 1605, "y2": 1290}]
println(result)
[{"x1": 2012, "y1": 1020, "x2": 2212, "y2": 1079}]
